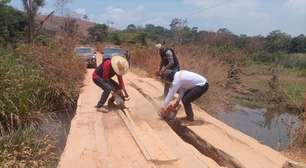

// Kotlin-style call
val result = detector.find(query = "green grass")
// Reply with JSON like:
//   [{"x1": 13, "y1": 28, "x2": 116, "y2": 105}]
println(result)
[
  {"x1": 237, "y1": 61, "x2": 306, "y2": 113},
  {"x1": 285, "y1": 84, "x2": 305, "y2": 102},
  {"x1": 243, "y1": 63, "x2": 272, "y2": 75},
  {"x1": 0, "y1": 48, "x2": 48, "y2": 131},
  {"x1": 281, "y1": 82, "x2": 306, "y2": 111}
]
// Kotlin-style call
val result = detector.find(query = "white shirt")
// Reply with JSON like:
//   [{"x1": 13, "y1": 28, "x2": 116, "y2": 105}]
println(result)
[{"x1": 163, "y1": 70, "x2": 207, "y2": 107}]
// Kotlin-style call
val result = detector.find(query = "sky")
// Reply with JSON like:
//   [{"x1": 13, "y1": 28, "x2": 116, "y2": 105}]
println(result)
[{"x1": 9, "y1": 0, "x2": 306, "y2": 36}]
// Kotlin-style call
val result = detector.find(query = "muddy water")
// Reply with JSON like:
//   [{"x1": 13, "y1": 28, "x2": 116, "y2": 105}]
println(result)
[{"x1": 213, "y1": 105, "x2": 302, "y2": 150}]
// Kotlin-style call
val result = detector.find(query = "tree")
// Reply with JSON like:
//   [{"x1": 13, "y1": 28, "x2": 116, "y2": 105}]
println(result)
[
  {"x1": 215, "y1": 28, "x2": 238, "y2": 47},
  {"x1": 170, "y1": 18, "x2": 187, "y2": 44},
  {"x1": 170, "y1": 18, "x2": 187, "y2": 32},
  {"x1": 0, "y1": 3, "x2": 26, "y2": 44},
  {"x1": 143, "y1": 24, "x2": 173, "y2": 42},
  {"x1": 0, "y1": 0, "x2": 11, "y2": 5},
  {"x1": 180, "y1": 26, "x2": 197, "y2": 44},
  {"x1": 107, "y1": 33, "x2": 121, "y2": 45},
  {"x1": 217, "y1": 28, "x2": 232, "y2": 34},
  {"x1": 87, "y1": 23, "x2": 109, "y2": 43},
  {"x1": 266, "y1": 30, "x2": 292, "y2": 53},
  {"x1": 237, "y1": 35, "x2": 265, "y2": 53},
  {"x1": 22, "y1": 0, "x2": 45, "y2": 44},
  {"x1": 126, "y1": 24, "x2": 137, "y2": 32},
  {"x1": 133, "y1": 32, "x2": 147, "y2": 45},
  {"x1": 289, "y1": 34, "x2": 306, "y2": 53}
]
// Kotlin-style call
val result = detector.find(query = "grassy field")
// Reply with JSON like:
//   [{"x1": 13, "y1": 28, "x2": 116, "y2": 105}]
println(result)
[{"x1": 239, "y1": 63, "x2": 306, "y2": 113}]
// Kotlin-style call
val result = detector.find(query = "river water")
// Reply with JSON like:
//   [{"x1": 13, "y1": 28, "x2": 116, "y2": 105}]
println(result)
[{"x1": 213, "y1": 105, "x2": 302, "y2": 150}]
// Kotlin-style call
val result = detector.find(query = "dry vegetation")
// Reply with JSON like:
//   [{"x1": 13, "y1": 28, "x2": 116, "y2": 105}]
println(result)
[
  {"x1": 0, "y1": 1, "x2": 89, "y2": 166},
  {"x1": 0, "y1": 43, "x2": 86, "y2": 167}
]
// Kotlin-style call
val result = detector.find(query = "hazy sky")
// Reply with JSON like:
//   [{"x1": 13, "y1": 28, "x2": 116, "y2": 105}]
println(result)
[{"x1": 10, "y1": 0, "x2": 306, "y2": 36}]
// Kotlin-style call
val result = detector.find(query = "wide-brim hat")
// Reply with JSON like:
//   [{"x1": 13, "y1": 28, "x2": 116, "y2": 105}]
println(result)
[{"x1": 111, "y1": 56, "x2": 129, "y2": 76}]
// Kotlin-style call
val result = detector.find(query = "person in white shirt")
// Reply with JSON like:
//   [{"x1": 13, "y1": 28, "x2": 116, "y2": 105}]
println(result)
[{"x1": 161, "y1": 70, "x2": 209, "y2": 122}]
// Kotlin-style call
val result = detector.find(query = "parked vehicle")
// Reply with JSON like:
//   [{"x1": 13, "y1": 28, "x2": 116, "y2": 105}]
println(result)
[
  {"x1": 102, "y1": 47, "x2": 130, "y2": 64},
  {"x1": 74, "y1": 47, "x2": 97, "y2": 68}
]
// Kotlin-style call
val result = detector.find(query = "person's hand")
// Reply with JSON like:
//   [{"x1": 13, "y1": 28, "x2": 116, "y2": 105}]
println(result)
[
  {"x1": 161, "y1": 107, "x2": 167, "y2": 113},
  {"x1": 117, "y1": 90, "x2": 123, "y2": 97},
  {"x1": 159, "y1": 67, "x2": 166, "y2": 75},
  {"x1": 174, "y1": 100, "x2": 180, "y2": 107},
  {"x1": 122, "y1": 89, "x2": 129, "y2": 97},
  {"x1": 111, "y1": 90, "x2": 116, "y2": 96},
  {"x1": 124, "y1": 93, "x2": 130, "y2": 100},
  {"x1": 155, "y1": 71, "x2": 161, "y2": 77}
]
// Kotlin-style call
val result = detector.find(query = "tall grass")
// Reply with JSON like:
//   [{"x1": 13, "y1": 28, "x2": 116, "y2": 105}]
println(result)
[
  {"x1": 0, "y1": 45, "x2": 85, "y2": 132},
  {"x1": 0, "y1": 125, "x2": 58, "y2": 167},
  {"x1": 0, "y1": 44, "x2": 86, "y2": 166},
  {"x1": 0, "y1": 48, "x2": 48, "y2": 133}
]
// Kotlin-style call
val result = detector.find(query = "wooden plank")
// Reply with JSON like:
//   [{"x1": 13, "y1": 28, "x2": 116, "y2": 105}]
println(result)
[
  {"x1": 123, "y1": 109, "x2": 178, "y2": 162},
  {"x1": 138, "y1": 121, "x2": 178, "y2": 162},
  {"x1": 117, "y1": 110, "x2": 153, "y2": 161}
]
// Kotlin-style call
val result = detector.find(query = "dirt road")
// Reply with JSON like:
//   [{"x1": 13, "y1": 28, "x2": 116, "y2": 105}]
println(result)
[{"x1": 57, "y1": 55, "x2": 305, "y2": 168}]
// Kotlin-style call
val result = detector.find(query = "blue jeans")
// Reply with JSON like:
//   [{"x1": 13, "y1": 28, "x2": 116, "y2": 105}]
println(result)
[{"x1": 93, "y1": 77, "x2": 120, "y2": 106}]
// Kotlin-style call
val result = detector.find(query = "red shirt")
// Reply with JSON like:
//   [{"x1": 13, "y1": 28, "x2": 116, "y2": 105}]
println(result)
[{"x1": 93, "y1": 59, "x2": 124, "y2": 89}]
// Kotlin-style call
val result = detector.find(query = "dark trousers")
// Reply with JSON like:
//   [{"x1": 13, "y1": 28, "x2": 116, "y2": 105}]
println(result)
[
  {"x1": 182, "y1": 83, "x2": 209, "y2": 120},
  {"x1": 93, "y1": 77, "x2": 120, "y2": 106}
]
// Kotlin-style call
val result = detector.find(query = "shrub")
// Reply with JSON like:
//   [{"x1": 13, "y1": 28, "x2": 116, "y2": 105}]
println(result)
[{"x1": 0, "y1": 4, "x2": 26, "y2": 45}]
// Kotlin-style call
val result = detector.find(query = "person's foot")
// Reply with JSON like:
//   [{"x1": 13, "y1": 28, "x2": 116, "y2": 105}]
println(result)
[
  {"x1": 96, "y1": 106, "x2": 108, "y2": 113},
  {"x1": 178, "y1": 116, "x2": 194, "y2": 125},
  {"x1": 95, "y1": 103, "x2": 103, "y2": 108},
  {"x1": 178, "y1": 116, "x2": 194, "y2": 121}
]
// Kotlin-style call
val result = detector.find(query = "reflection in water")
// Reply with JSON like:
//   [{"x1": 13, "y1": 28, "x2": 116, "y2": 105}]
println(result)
[{"x1": 213, "y1": 105, "x2": 301, "y2": 150}]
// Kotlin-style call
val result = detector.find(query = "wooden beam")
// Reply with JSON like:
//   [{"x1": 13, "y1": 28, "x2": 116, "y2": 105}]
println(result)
[{"x1": 117, "y1": 110, "x2": 153, "y2": 161}]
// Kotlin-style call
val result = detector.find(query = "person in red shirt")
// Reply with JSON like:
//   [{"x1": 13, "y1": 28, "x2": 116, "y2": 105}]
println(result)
[{"x1": 92, "y1": 56, "x2": 129, "y2": 109}]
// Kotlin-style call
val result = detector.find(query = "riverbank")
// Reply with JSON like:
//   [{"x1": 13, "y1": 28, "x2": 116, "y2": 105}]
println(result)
[{"x1": 233, "y1": 63, "x2": 306, "y2": 113}]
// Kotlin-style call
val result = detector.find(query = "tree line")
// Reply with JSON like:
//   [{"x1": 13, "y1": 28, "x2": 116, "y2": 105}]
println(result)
[{"x1": 87, "y1": 18, "x2": 306, "y2": 55}]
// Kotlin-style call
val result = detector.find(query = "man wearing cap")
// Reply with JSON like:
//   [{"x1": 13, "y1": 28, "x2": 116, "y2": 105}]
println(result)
[
  {"x1": 160, "y1": 70, "x2": 209, "y2": 124},
  {"x1": 155, "y1": 43, "x2": 180, "y2": 97},
  {"x1": 92, "y1": 56, "x2": 129, "y2": 110}
]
